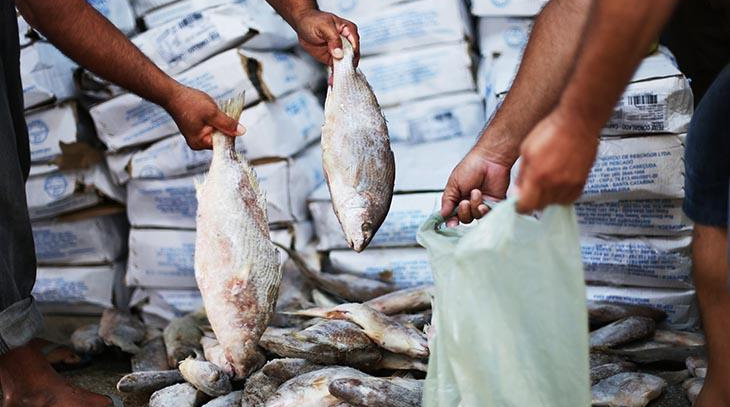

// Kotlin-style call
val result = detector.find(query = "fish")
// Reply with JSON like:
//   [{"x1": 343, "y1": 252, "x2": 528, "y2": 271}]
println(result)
[
  {"x1": 590, "y1": 362, "x2": 636, "y2": 385},
  {"x1": 321, "y1": 35, "x2": 395, "y2": 252},
  {"x1": 592, "y1": 372, "x2": 666, "y2": 407},
  {"x1": 608, "y1": 330, "x2": 706, "y2": 363},
  {"x1": 117, "y1": 370, "x2": 185, "y2": 393},
  {"x1": 259, "y1": 326, "x2": 382, "y2": 370},
  {"x1": 364, "y1": 286, "x2": 433, "y2": 315},
  {"x1": 587, "y1": 300, "x2": 667, "y2": 327},
  {"x1": 195, "y1": 94, "x2": 282, "y2": 378},
  {"x1": 179, "y1": 355, "x2": 232, "y2": 397},
  {"x1": 242, "y1": 368, "x2": 282, "y2": 407},
  {"x1": 686, "y1": 355, "x2": 707, "y2": 378},
  {"x1": 149, "y1": 383, "x2": 208, "y2": 407},
  {"x1": 132, "y1": 334, "x2": 169, "y2": 372},
  {"x1": 264, "y1": 366, "x2": 370, "y2": 407},
  {"x1": 163, "y1": 309, "x2": 208, "y2": 367},
  {"x1": 98, "y1": 308, "x2": 146, "y2": 354},
  {"x1": 392, "y1": 311, "x2": 432, "y2": 331},
  {"x1": 261, "y1": 358, "x2": 325, "y2": 382},
  {"x1": 292, "y1": 320, "x2": 376, "y2": 354},
  {"x1": 377, "y1": 352, "x2": 428, "y2": 372},
  {"x1": 589, "y1": 352, "x2": 628, "y2": 368},
  {"x1": 682, "y1": 377, "x2": 703, "y2": 404},
  {"x1": 276, "y1": 243, "x2": 395, "y2": 302},
  {"x1": 589, "y1": 316, "x2": 656, "y2": 349},
  {"x1": 290, "y1": 303, "x2": 429, "y2": 358},
  {"x1": 648, "y1": 384, "x2": 691, "y2": 407},
  {"x1": 70, "y1": 323, "x2": 105, "y2": 355},
  {"x1": 202, "y1": 391, "x2": 243, "y2": 407},
  {"x1": 328, "y1": 376, "x2": 423, "y2": 407},
  {"x1": 312, "y1": 289, "x2": 341, "y2": 308}
]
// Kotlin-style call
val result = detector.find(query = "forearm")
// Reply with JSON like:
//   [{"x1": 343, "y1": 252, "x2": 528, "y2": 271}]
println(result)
[
  {"x1": 16, "y1": 0, "x2": 180, "y2": 108},
  {"x1": 477, "y1": 0, "x2": 591, "y2": 164},
  {"x1": 265, "y1": 0, "x2": 318, "y2": 30},
  {"x1": 556, "y1": 0, "x2": 678, "y2": 136}
]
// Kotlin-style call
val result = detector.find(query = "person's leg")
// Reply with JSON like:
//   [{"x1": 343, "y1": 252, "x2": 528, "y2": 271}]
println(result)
[
  {"x1": 0, "y1": 4, "x2": 112, "y2": 406},
  {"x1": 682, "y1": 63, "x2": 730, "y2": 406}
]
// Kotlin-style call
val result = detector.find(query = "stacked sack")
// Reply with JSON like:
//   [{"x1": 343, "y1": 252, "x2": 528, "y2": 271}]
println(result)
[
  {"x1": 478, "y1": 1, "x2": 697, "y2": 330},
  {"x1": 87, "y1": 0, "x2": 327, "y2": 324},
  {"x1": 310, "y1": 0, "x2": 484, "y2": 288},
  {"x1": 19, "y1": 1, "x2": 136, "y2": 315}
]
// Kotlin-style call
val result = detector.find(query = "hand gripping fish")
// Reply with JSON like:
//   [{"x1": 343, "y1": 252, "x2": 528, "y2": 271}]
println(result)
[
  {"x1": 195, "y1": 94, "x2": 281, "y2": 379},
  {"x1": 322, "y1": 36, "x2": 395, "y2": 252}
]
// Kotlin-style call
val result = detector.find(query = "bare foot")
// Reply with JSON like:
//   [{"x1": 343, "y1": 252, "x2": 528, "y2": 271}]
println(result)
[
  {"x1": 0, "y1": 344, "x2": 111, "y2": 407},
  {"x1": 28, "y1": 338, "x2": 82, "y2": 367}
]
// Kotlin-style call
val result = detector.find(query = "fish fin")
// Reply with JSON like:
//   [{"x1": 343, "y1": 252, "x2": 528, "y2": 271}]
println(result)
[{"x1": 241, "y1": 161, "x2": 269, "y2": 223}]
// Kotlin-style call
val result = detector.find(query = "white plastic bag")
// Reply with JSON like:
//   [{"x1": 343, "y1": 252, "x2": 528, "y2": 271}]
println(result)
[{"x1": 417, "y1": 198, "x2": 590, "y2": 407}]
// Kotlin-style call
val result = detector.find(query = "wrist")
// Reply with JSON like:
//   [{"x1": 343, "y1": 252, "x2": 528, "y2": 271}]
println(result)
[
  {"x1": 551, "y1": 103, "x2": 601, "y2": 142},
  {"x1": 474, "y1": 128, "x2": 520, "y2": 167}
]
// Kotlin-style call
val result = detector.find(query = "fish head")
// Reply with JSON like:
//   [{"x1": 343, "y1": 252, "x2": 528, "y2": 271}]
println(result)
[{"x1": 341, "y1": 210, "x2": 375, "y2": 252}]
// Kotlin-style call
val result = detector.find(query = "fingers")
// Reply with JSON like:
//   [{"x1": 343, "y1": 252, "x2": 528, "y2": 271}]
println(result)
[
  {"x1": 440, "y1": 179, "x2": 460, "y2": 218},
  {"x1": 339, "y1": 21, "x2": 360, "y2": 65},
  {"x1": 469, "y1": 189, "x2": 488, "y2": 219},
  {"x1": 207, "y1": 109, "x2": 245, "y2": 137},
  {"x1": 457, "y1": 200, "x2": 474, "y2": 224},
  {"x1": 317, "y1": 17, "x2": 344, "y2": 61}
]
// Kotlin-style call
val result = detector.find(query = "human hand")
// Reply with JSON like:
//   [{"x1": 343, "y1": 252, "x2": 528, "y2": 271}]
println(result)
[
  {"x1": 164, "y1": 85, "x2": 245, "y2": 150},
  {"x1": 294, "y1": 9, "x2": 360, "y2": 67},
  {"x1": 515, "y1": 110, "x2": 599, "y2": 213},
  {"x1": 440, "y1": 147, "x2": 512, "y2": 227}
]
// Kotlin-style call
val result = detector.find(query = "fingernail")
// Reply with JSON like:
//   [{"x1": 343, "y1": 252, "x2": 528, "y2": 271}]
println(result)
[
  {"x1": 332, "y1": 48, "x2": 344, "y2": 59},
  {"x1": 236, "y1": 124, "x2": 246, "y2": 136}
]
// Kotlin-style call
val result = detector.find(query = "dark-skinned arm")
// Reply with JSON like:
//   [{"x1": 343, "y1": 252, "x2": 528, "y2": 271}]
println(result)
[
  {"x1": 516, "y1": 0, "x2": 679, "y2": 213},
  {"x1": 15, "y1": 0, "x2": 243, "y2": 150},
  {"x1": 265, "y1": 0, "x2": 360, "y2": 66}
]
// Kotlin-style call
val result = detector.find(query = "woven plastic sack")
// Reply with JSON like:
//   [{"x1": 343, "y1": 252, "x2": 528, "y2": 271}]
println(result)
[{"x1": 417, "y1": 198, "x2": 590, "y2": 407}]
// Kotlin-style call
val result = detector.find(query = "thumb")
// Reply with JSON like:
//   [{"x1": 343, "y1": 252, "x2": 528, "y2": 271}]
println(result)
[
  {"x1": 440, "y1": 181, "x2": 461, "y2": 218},
  {"x1": 208, "y1": 109, "x2": 245, "y2": 137},
  {"x1": 320, "y1": 21, "x2": 344, "y2": 60},
  {"x1": 516, "y1": 165, "x2": 541, "y2": 214}
]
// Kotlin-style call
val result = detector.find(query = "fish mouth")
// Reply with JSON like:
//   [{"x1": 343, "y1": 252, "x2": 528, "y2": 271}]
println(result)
[{"x1": 348, "y1": 222, "x2": 374, "y2": 252}]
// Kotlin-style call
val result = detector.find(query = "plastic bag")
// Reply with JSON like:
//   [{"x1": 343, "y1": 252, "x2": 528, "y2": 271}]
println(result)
[{"x1": 417, "y1": 198, "x2": 590, "y2": 407}]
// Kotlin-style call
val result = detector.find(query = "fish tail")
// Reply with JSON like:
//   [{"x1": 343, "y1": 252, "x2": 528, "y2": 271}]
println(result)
[
  {"x1": 334, "y1": 36, "x2": 355, "y2": 75},
  {"x1": 212, "y1": 93, "x2": 246, "y2": 155}
]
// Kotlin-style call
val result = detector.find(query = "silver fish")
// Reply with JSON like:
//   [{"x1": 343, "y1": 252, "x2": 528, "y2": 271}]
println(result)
[
  {"x1": 265, "y1": 366, "x2": 369, "y2": 407},
  {"x1": 132, "y1": 334, "x2": 169, "y2": 372},
  {"x1": 242, "y1": 368, "x2": 281, "y2": 407},
  {"x1": 202, "y1": 391, "x2": 242, "y2": 407},
  {"x1": 179, "y1": 356, "x2": 232, "y2": 397},
  {"x1": 588, "y1": 300, "x2": 667, "y2": 327},
  {"x1": 70, "y1": 323, "x2": 105, "y2": 355},
  {"x1": 608, "y1": 330, "x2": 706, "y2": 363},
  {"x1": 149, "y1": 382, "x2": 207, "y2": 407},
  {"x1": 590, "y1": 362, "x2": 636, "y2": 385},
  {"x1": 592, "y1": 372, "x2": 666, "y2": 407},
  {"x1": 117, "y1": 370, "x2": 185, "y2": 393},
  {"x1": 293, "y1": 320, "x2": 376, "y2": 354},
  {"x1": 195, "y1": 95, "x2": 281, "y2": 378},
  {"x1": 261, "y1": 358, "x2": 325, "y2": 382},
  {"x1": 590, "y1": 316, "x2": 656, "y2": 349},
  {"x1": 99, "y1": 308, "x2": 146, "y2": 354},
  {"x1": 291, "y1": 303, "x2": 429, "y2": 358},
  {"x1": 164, "y1": 309, "x2": 208, "y2": 367},
  {"x1": 682, "y1": 377, "x2": 703, "y2": 404},
  {"x1": 686, "y1": 355, "x2": 707, "y2": 378},
  {"x1": 377, "y1": 352, "x2": 428, "y2": 373},
  {"x1": 322, "y1": 36, "x2": 394, "y2": 252},
  {"x1": 329, "y1": 376, "x2": 423, "y2": 407},
  {"x1": 276, "y1": 243, "x2": 395, "y2": 302},
  {"x1": 364, "y1": 285, "x2": 433, "y2": 315},
  {"x1": 260, "y1": 326, "x2": 382, "y2": 370}
]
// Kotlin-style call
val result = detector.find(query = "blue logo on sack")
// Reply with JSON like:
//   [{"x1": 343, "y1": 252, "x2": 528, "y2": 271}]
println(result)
[
  {"x1": 504, "y1": 27, "x2": 527, "y2": 48},
  {"x1": 27, "y1": 120, "x2": 49, "y2": 145},
  {"x1": 491, "y1": 0, "x2": 511, "y2": 8},
  {"x1": 139, "y1": 166, "x2": 164, "y2": 179},
  {"x1": 44, "y1": 174, "x2": 68, "y2": 198}
]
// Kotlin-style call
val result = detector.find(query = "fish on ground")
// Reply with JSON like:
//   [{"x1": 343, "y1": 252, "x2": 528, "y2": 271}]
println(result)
[
  {"x1": 592, "y1": 372, "x2": 666, "y2": 407},
  {"x1": 179, "y1": 355, "x2": 232, "y2": 397},
  {"x1": 364, "y1": 286, "x2": 433, "y2": 316},
  {"x1": 590, "y1": 362, "x2": 636, "y2": 385},
  {"x1": 686, "y1": 355, "x2": 707, "y2": 378},
  {"x1": 132, "y1": 334, "x2": 169, "y2": 372},
  {"x1": 98, "y1": 308, "x2": 146, "y2": 354},
  {"x1": 392, "y1": 311, "x2": 432, "y2": 332},
  {"x1": 261, "y1": 358, "x2": 325, "y2": 382},
  {"x1": 321, "y1": 35, "x2": 394, "y2": 252},
  {"x1": 163, "y1": 309, "x2": 208, "y2": 367},
  {"x1": 290, "y1": 303, "x2": 429, "y2": 358},
  {"x1": 377, "y1": 352, "x2": 428, "y2": 373},
  {"x1": 312, "y1": 289, "x2": 341, "y2": 308},
  {"x1": 260, "y1": 326, "x2": 382, "y2": 370},
  {"x1": 292, "y1": 320, "x2": 376, "y2": 354},
  {"x1": 328, "y1": 376, "x2": 423, "y2": 407},
  {"x1": 264, "y1": 366, "x2": 370, "y2": 407},
  {"x1": 70, "y1": 324, "x2": 105, "y2": 355},
  {"x1": 608, "y1": 330, "x2": 706, "y2": 363},
  {"x1": 195, "y1": 94, "x2": 281, "y2": 379},
  {"x1": 276, "y1": 243, "x2": 395, "y2": 302},
  {"x1": 149, "y1": 382, "x2": 208, "y2": 407},
  {"x1": 589, "y1": 316, "x2": 656, "y2": 349},
  {"x1": 242, "y1": 368, "x2": 282, "y2": 407},
  {"x1": 587, "y1": 301, "x2": 667, "y2": 327},
  {"x1": 202, "y1": 390, "x2": 242, "y2": 407},
  {"x1": 683, "y1": 377, "x2": 704, "y2": 404},
  {"x1": 117, "y1": 370, "x2": 185, "y2": 393}
]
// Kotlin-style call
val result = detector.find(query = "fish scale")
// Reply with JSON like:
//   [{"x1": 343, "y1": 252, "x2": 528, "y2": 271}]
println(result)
[
  {"x1": 322, "y1": 36, "x2": 395, "y2": 252},
  {"x1": 195, "y1": 94, "x2": 282, "y2": 379}
]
